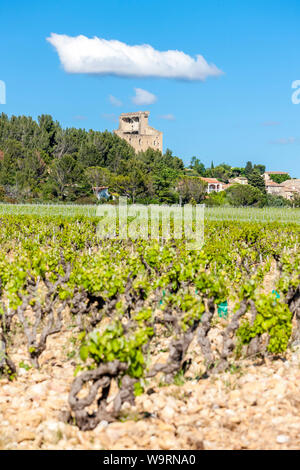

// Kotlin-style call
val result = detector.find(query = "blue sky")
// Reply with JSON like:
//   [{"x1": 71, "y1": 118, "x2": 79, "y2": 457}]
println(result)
[{"x1": 1, "y1": 0, "x2": 300, "y2": 176}]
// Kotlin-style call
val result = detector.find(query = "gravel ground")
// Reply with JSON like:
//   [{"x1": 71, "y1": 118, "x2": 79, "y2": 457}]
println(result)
[{"x1": 1, "y1": 323, "x2": 300, "y2": 451}]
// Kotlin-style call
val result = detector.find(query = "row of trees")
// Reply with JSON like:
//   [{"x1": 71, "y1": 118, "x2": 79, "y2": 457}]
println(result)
[
  {"x1": 0, "y1": 113, "x2": 295, "y2": 207},
  {"x1": 189, "y1": 158, "x2": 290, "y2": 186},
  {"x1": 189, "y1": 157, "x2": 267, "y2": 181}
]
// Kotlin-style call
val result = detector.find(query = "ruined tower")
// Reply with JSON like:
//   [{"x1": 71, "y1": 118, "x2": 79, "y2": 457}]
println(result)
[{"x1": 114, "y1": 111, "x2": 163, "y2": 153}]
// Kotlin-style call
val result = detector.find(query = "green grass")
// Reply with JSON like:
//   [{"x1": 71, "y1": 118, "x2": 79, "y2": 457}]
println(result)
[
  {"x1": 0, "y1": 203, "x2": 100, "y2": 218},
  {"x1": 205, "y1": 206, "x2": 300, "y2": 224}
]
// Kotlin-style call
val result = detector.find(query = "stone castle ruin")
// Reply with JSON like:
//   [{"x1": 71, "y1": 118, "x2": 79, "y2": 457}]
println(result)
[{"x1": 114, "y1": 111, "x2": 163, "y2": 153}]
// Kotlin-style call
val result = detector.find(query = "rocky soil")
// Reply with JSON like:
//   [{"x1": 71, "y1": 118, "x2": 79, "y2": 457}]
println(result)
[{"x1": 1, "y1": 324, "x2": 300, "y2": 450}]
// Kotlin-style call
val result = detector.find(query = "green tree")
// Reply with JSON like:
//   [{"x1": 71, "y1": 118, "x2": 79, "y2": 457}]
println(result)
[
  {"x1": 162, "y1": 149, "x2": 184, "y2": 171},
  {"x1": 15, "y1": 151, "x2": 46, "y2": 195},
  {"x1": 189, "y1": 157, "x2": 206, "y2": 176},
  {"x1": 269, "y1": 174, "x2": 291, "y2": 184},
  {"x1": 248, "y1": 170, "x2": 266, "y2": 193},
  {"x1": 211, "y1": 164, "x2": 231, "y2": 182},
  {"x1": 267, "y1": 194, "x2": 290, "y2": 207},
  {"x1": 111, "y1": 162, "x2": 149, "y2": 203},
  {"x1": 37, "y1": 114, "x2": 59, "y2": 155},
  {"x1": 244, "y1": 161, "x2": 253, "y2": 177},
  {"x1": 48, "y1": 154, "x2": 86, "y2": 200},
  {"x1": 177, "y1": 176, "x2": 207, "y2": 204},
  {"x1": 85, "y1": 166, "x2": 113, "y2": 189},
  {"x1": 0, "y1": 139, "x2": 26, "y2": 185},
  {"x1": 230, "y1": 167, "x2": 244, "y2": 177},
  {"x1": 291, "y1": 194, "x2": 300, "y2": 207},
  {"x1": 226, "y1": 184, "x2": 266, "y2": 207},
  {"x1": 253, "y1": 164, "x2": 266, "y2": 175},
  {"x1": 152, "y1": 167, "x2": 179, "y2": 204},
  {"x1": 205, "y1": 190, "x2": 228, "y2": 206},
  {"x1": 0, "y1": 185, "x2": 5, "y2": 201}
]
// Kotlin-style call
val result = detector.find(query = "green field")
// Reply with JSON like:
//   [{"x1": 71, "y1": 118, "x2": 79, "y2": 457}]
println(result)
[{"x1": 0, "y1": 203, "x2": 299, "y2": 224}]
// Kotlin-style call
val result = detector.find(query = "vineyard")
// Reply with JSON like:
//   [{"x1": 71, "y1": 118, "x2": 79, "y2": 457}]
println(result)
[{"x1": 0, "y1": 210, "x2": 300, "y2": 449}]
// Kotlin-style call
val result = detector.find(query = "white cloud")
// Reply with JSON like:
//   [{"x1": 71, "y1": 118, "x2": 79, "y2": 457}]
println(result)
[
  {"x1": 132, "y1": 88, "x2": 157, "y2": 105},
  {"x1": 109, "y1": 94, "x2": 122, "y2": 106},
  {"x1": 262, "y1": 121, "x2": 280, "y2": 127},
  {"x1": 159, "y1": 114, "x2": 175, "y2": 121},
  {"x1": 271, "y1": 137, "x2": 296, "y2": 145},
  {"x1": 73, "y1": 115, "x2": 87, "y2": 120},
  {"x1": 46, "y1": 33, "x2": 223, "y2": 81}
]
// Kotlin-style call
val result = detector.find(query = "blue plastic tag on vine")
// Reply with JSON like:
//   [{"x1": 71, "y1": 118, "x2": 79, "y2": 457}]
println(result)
[
  {"x1": 272, "y1": 290, "x2": 280, "y2": 299},
  {"x1": 218, "y1": 301, "x2": 228, "y2": 318}
]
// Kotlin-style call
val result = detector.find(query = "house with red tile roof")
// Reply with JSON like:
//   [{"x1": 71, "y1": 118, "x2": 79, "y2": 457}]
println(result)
[{"x1": 200, "y1": 177, "x2": 224, "y2": 193}]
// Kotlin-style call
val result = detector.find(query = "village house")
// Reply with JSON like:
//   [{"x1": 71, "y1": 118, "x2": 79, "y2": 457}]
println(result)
[
  {"x1": 263, "y1": 172, "x2": 300, "y2": 200},
  {"x1": 93, "y1": 186, "x2": 110, "y2": 200},
  {"x1": 280, "y1": 179, "x2": 300, "y2": 200},
  {"x1": 265, "y1": 180, "x2": 284, "y2": 196},
  {"x1": 229, "y1": 177, "x2": 248, "y2": 185},
  {"x1": 200, "y1": 177, "x2": 223, "y2": 193}
]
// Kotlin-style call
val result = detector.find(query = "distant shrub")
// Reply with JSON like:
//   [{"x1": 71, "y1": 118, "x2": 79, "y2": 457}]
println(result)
[
  {"x1": 267, "y1": 194, "x2": 291, "y2": 207},
  {"x1": 0, "y1": 185, "x2": 5, "y2": 201},
  {"x1": 270, "y1": 174, "x2": 291, "y2": 184},
  {"x1": 226, "y1": 184, "x2": 266, "y2": 207},
  {"x1": 205, "y1": 190, "x2": 228, "y2": 207},
  {"x1": 74, "y1": 195, "x2": 98, "y2": 205}
]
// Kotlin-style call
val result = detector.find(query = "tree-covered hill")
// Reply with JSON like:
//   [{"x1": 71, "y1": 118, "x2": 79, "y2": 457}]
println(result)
[{"x1": 0, "y1": 113, "x2": 184, "y2": 203}]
